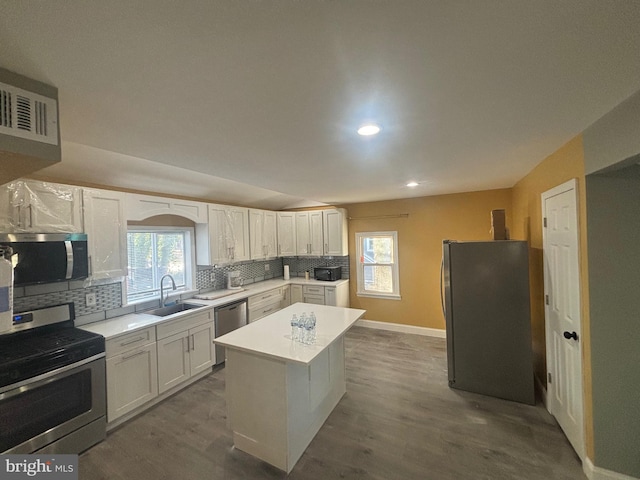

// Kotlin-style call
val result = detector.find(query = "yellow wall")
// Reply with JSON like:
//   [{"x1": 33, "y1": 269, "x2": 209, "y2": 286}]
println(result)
[
  {"x1": 343, "y1": 189, "x2": 512, "y2": 329},
  {"x1": 511, "y1": 134, "x2": 593, "y2": 459}
]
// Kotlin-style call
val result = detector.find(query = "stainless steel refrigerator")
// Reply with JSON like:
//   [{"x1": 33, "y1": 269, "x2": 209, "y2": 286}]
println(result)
[{"x1": 441, "y1": 240, "x2": 534, "y2": 404}]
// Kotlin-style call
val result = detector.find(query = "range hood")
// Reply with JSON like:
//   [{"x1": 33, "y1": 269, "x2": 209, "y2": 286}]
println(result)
[{"x1": 0, "y1": 67, "x2": 61, "y2": 185}]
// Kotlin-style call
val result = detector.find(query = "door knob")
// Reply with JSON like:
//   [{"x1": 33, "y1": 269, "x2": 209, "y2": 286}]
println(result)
[{"x1": 563, "y1": 331, "x2": 579, "y2": 341}]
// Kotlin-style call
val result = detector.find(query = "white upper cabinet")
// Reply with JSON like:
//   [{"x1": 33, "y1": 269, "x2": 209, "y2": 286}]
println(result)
[
  {"x1": 295, "y1": 208, "x2": 347, "y2": 256},
  {"x1": 227, "y1": 206, "x2": 250, "y2": 262},
  {"x1": 125, "y1": 193, "x2": 208, "y2": 223},
  {"x1": 296, "y1": 211, "x2": 322, "y2": 256},
  {"x1": 322, "y1": 208, "x2": 348, "y2": 256},
  {"x1": 309, "y1": 211, "x2": 324, "y2": 255},
  {"x1": 295, "y1": 212, "x2": 309, "y2": 255},
  {"x1": 249, "y1": 209, "x2": 277, "y2": 260},
  {"x1": 0, "y1": 180, "x2": 83, "y2": 232},
  {"x1": 83, "y1": 188, "x2": 128, "y2": 279},
  {"x1": 276, "y1": 211, "x2": 296, "y2": 257},
  {"x1": 196, "y1": 204, "x2": 250, "y2": 265}
]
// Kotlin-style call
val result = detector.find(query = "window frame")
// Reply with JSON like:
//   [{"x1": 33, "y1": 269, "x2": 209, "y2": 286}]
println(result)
[
  {"x1": 125, "y1": 226, "x2": 197, "y2": 305},
  {"x1": 355, "y1": 231, "x2": 401, "y2": 300}
]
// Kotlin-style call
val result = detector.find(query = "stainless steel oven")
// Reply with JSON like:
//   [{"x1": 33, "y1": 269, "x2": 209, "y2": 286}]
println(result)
[{"x1": 0, "y1": 303, "x2": 106, "y2": 454}]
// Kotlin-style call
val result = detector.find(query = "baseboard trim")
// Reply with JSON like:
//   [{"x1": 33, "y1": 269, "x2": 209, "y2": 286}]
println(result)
[
  {"x1": 584, "y1": 457, "x2": 640, "y2": 480},
  {"x1": 535, "y1": 374, "x2": 548, "y2": 409},
  {"x1": 355, "y1": 319, "x2": 446, "y2": 338}
]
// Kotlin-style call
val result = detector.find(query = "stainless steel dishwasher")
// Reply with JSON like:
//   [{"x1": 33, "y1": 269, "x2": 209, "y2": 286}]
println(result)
[{"x1": 214, "y1": 299, "x2": 248, "y2": 364}]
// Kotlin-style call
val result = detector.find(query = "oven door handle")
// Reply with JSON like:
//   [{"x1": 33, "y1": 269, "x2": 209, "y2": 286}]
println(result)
[{"x1": 0, "y1": 353, "x2": 105, "y2": 395}]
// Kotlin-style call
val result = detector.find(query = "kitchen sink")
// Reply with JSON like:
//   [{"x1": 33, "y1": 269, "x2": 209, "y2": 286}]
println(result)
[{"x1": 145, "y1": 302, "x2": 205, "y2": 317}]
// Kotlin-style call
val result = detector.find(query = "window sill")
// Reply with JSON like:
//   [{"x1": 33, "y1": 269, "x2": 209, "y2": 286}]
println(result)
[{"x1": 356, "y1": 292, "x2": 402, "y2": 301}]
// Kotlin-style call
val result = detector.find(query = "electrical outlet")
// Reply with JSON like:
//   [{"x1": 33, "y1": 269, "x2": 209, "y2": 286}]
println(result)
[
  {"x1": 85, "y1": 293, "x2": 97, "y2": 307},
  {"x1": 265, "y1": 264, "x2": 270, "y2": 271}
]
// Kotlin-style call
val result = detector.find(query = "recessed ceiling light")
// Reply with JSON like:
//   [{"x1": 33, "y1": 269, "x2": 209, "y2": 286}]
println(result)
[
  {"x1": 406, "y1": 181, "x2": 419, "y2": 187},
  {"x1": 357, "y1": 124, "x2": 381, "y2": 136}
]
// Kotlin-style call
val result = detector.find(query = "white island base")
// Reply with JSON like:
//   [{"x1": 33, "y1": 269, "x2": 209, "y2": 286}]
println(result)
[{"x1": 215, "y1": 303, "x2": 365, "y2": 473}]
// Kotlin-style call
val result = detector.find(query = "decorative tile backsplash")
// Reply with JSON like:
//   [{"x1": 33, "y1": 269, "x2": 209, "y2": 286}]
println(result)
[
  {"x1": 12, "y1": 255, "x2": 349, "y2": 327},
  {"x1": 282, "y1": 256, "x2": 350, "y2": 279},
  {"x1": 14, "y1": 281, "x2": 123, "y2": 324},
  {"x1": 196, "y1": 258, "x2": 284, "y2": 290},
  {"x1": 196, "y1": 256, "x2": 349, "y2": 291}
]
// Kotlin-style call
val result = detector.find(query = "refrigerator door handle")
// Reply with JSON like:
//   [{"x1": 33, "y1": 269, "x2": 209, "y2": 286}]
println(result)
[{"x1": 440, "y1": 255, "x2": 446, "y2": 319}]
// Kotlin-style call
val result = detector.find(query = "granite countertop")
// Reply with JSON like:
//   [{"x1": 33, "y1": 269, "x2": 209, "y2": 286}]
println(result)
[
  {"x1": 80, "y1": 277, "x2": 349, "y2": 339},
  {"x1": 214, "y1": 303, "x2": 365, "y2": 364}
]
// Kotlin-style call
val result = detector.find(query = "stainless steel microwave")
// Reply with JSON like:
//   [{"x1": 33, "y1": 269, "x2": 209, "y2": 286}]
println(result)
[
  {"x1": 0, "y1": 233, "x2": 89, "y2": 286},
  {"x1": 314, "y1": 266, "x2": 342, "y2": 282}
]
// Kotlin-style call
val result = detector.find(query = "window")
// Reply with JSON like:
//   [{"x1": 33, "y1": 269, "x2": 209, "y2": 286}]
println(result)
[
  {"x1": 356, "y1": 231, "x2": 400, "y2": 299},
  {"x1": 126, "y1": 227, "x2": 194, "y2": 303}
]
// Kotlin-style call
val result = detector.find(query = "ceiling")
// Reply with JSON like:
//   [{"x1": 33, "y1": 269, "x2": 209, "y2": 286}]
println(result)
[{"x1": 2, "y1": 1, "x2": 640, "y2": 210}]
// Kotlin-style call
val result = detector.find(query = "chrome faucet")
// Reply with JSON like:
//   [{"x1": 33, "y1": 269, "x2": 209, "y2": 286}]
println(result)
[{"x1": 160, "y1": 274, "x2": 177, "y2": 307}]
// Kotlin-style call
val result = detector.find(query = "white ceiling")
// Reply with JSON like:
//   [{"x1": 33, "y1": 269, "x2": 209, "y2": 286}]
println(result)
[{"x1": 2, "y1": 1, "x2": 640, "y2": 209}]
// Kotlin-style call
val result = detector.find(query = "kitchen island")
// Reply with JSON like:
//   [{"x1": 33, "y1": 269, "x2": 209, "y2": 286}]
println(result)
[{"x1": 214, "y1": 302, "x2": 365, "y2": 473}]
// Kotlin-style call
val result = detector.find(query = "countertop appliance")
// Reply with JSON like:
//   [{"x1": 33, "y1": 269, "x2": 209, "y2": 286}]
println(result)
[
  {"x1": 441, "y1": 240, "x2": 534, "y2": 404},
  {"x1": 0, "y1": 302, "x2": 106, "y2": 453},
  {"x1": 0, "y1": 233, "x2": 89, "y2": 286},
  {"x1": 227, "y1": 270, "x2": 243, "y2": 290},
  {"x1": 213, "y1": 299, "x2": 247, "y2": 365},
  {"x1": 314, "y1": 266, "x2": 342, "y2": 282}
]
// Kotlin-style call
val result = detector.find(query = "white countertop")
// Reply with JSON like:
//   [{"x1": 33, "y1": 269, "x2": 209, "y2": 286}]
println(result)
[
  {"x1": 80, "y1": 277, "x2": 349, "y2": 339},
  {"x1": 214, "y1": 303, "x2": 365, "y2": 365}
]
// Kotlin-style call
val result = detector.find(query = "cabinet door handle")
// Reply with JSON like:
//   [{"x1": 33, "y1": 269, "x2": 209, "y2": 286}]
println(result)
[
  {"x1": 122, "y1": 349, "x2": 147, "y2": 360},
  {"x1": 28, "y1": 205, "x2": 33, "y2": 228},
  {"x1": 120, "y1": 335, "x2": 146, "y2": 347},
  {"x1": 186, "y1": 335, "x2": 190, "y2": 352},
  {"x1": 191, "y1": 334, "x2": 195, "y2": 351}
]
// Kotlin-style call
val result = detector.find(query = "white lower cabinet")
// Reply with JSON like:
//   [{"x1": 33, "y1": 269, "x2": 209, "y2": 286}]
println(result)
[
  {"x1": 105, "y1": 327, "x2": 158, "y2": 423},
  {"x1": 301, "y1": 281, "x2": 349, "y2": 307},
  {"x1": 303, "y1": 285, "x2": 325, "y2": 305},
  {"x1": 324, "y1": 282, "x2": 349, "y2": 307},
  {"x1": 282, "y1": 285, "x2": 291, "y2": 308},
  {"x1": 156, "y1": 311, "x2": 214, "y2": 394},
  {"x1": 291, "y1": 284, "x2": 303, "y2": 304},
  {"x1": 248, "y1": 287, "x2": 285, "y2": 322},
  {"x1": 156, "y1": 332, "x2": 190, "y2": 393},
  {"x1": 104, "y1": 310, "x2": 214, "y2": 426}
]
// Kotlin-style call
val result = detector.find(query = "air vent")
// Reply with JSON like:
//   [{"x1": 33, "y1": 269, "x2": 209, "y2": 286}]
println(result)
[
  {"x1": 0, "y1": 88, "x2": 12, "y2": 128},
  {"x1": 0, "y1": 81, "x2": 58, "y2": 145}
]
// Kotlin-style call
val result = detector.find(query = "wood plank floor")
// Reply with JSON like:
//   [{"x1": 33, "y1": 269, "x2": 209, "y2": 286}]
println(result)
[{"x1": 80, "y1": 327, "x2": 585, "y2": 479}]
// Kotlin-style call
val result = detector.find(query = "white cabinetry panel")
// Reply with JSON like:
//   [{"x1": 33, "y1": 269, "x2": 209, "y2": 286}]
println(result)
[
  {"x1": 83, "y1": 188, "x2": 127, "y2": 279},
  {"x1": 276, "y1": 211, "x2": 296, "y2": 256}
]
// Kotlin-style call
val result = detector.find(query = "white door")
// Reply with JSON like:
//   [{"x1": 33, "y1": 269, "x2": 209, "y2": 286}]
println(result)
[
  {"x1": 263, "y1": 210, "x2": 278, "y2": 257},
  {"x1": 309, "y1": 211, "x2": 324, "y2": 255},
  {"x1": 189, "y1": 323, "x2": 214, "y2": 376},
  {"x1": 249, "y1": 209, "x2": 265, "y2": 260},
  {"x1": 323, "y1": 209, "x2": 343, "y2": 256},
  {"x1": 157, "y1": 332, "x2": 190, "y2": 394},
  {"x1": 228, "y1": 207, "x2": 250, "y2": 261},
  {"x1": 83, "y1": 189, "x2": 128, "y2": 279},
  {"x1": 24, "y1": 181, "x2": 83, "y2": 232},
  {"x1": 542, "y1": 178, "x2": 584, "y2": 459},
  {"x1": 277, "y1": 211, "x2": 297, "y2": 256},
  {"x1": 295, "y1": 212, "x2": 310, "y2": 255}
]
